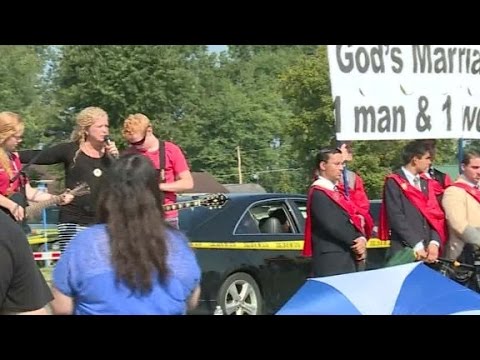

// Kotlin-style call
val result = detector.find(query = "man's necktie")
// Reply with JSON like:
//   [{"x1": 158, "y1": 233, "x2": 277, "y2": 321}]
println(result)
[{"x1": 413, "y1": 176, "x2": 421, "y2": 190}]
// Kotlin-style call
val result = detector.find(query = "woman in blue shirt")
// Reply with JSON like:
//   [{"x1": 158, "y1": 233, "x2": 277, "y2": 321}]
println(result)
[{"x1": 50, "y1": 153, "x2": 201, "y2": 315}]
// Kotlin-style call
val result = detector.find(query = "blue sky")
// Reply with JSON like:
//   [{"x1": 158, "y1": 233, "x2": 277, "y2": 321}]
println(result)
[{"x1": 208, "y1": 45, "x2": 228, "y2": 54}]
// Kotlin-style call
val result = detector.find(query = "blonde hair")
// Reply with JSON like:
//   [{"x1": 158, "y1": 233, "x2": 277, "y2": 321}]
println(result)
[
  {"x1": 0, "y1": 111, "x2": 24, "y2": 181},
  {"x1": 70, "y1": 107, "x2": 108, "y2": 164},
  {"x1": 122, "y1": 113, "x2": 151, "y2": 138}
]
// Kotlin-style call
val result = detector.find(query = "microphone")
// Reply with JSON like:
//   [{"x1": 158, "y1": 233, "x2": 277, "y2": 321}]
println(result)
[
  {"x1": 44, "y1": 129, "x2": 67, "y2": 137},
  {"x1": 104, "y1": 135, "x2": 118, "y2": 159}
]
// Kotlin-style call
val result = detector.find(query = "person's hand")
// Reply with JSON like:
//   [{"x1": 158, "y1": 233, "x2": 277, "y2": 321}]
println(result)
[
  {"x1": 9, "y1": 202, "x2": 25, "y2": 221},
  {"x1": 58, "y1": 191, "x2": 74, "y2": 206},
  {"x1": 355, "y1": 251, "x2": 367, "y2": 262},
  {"x1": 426, "y1": 243, "x2": 439, "y2": 263},
  {"x1": 105, "y1": 141, "x2": 119, "y2": 158},
  {"x1": 351, "y1": 236, "x2": 367, "y2": 255},
  {"x1": 414, "y1": 248, "x2": 428, "y2": 261}
]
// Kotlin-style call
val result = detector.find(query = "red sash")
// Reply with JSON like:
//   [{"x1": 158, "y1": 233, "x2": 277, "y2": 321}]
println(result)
[
  {"x1": 378, "y1": 173, "x2": 447, "y2": 245},
  {"x1": 420, "y1": 173, "x2": 453, "y2": 196},
  {"x1": 303, "y1": 185, "x2": 365, "y2": 257},
  {"x1": 421, "y1": 174, "x2": 445, "y2": 196},
  {"x1": 2, "y1": 152, "x2": 23, "y2": 196},
  {"x1": 337, "y1": 176, "x2": 373, "y2": 239},
  {"x1": 451, "y1": 182, "x2": 480, "y2": 203},
  {"x1": 444, "y1": 173, "x2": 453, "y2": 187}
]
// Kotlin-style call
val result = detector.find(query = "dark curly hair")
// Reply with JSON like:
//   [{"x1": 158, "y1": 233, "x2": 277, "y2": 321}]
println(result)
[{"x1": 96, "y1": 153, "x2": 169, "y2": 294}]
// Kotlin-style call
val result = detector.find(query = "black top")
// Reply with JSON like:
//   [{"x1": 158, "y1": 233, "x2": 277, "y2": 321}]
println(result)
[
  {"x1": 309, "y1": 189, "x2": 364, "y2": 277},
  {"x1": 384, "y1": 169, "x2": 441, "y2": 251},
  {"x1": 19, "y1": 142, "x2": 113, "y2": 225},
  {"x1": 0, "y1": 211, "x2": 53, "y2": 313},
  {"x1": 310, "y1": 189, "x2": 363, "y2": 253}
]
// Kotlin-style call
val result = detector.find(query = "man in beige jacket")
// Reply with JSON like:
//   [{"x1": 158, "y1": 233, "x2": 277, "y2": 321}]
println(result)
[{"x1": 442, "y1": 150, "x2": 480, "y2": 261}]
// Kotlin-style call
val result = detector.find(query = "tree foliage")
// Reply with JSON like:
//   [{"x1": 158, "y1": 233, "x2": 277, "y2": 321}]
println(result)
[{"x1": 2, "y1": 45, "x2": 460, "y2": 197}]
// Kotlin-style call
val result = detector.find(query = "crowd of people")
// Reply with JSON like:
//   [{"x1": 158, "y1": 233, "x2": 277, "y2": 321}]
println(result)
[
  {"x1": 0, "y1": 107, "x2": 197, "y2": 315},
  {"x1": 1, "y1": 105, "x2": 480, "y2": 314},
  {"x1": 304, "y1": 138, "x2": 480, "y2": 283}
]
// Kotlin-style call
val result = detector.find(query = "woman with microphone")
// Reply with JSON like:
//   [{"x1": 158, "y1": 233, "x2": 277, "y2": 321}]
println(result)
[{"x1": 19, "y1": 106, "x2": 119, "y2": 251}]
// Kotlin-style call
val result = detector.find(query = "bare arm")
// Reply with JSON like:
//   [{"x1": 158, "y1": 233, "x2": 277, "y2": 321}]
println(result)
[
  {"x1": 159, "y1": 170, "x2": 194, "y2": 193},
  {"x1": 187, "y1": 285, "x2": 201, "y2": 311},
  {"x1": 17, "y1": 308, "x2": 50, "y2": 315},
  {"x1": 50, "y1": 287, "x2": 74, "y2": 315},
  {"x1": 25, "y1": 183, "x2": 55, "y2": 203},
  {"x1": 0, "y1": 194, "x2": 20, "y2": 216}
]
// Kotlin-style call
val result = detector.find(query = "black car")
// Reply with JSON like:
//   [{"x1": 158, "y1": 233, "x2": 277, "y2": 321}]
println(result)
[{"x1": 181, "y1": 193, "x2": 388, "y2": 315}]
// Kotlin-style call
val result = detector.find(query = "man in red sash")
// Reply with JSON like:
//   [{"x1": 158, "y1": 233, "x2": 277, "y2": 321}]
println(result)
[
  {"x1": 336, "y1": 141, "x2": 374, "y2": 238},
  {"x1": 418, "y1": 139, "x2": 453, "y2": 197},
  {"x1": 442, "y1": 150, "x2": 480, "y2": 261},
  {"x1": 303, "y1": 148, "x2": 367, "y2": 277},
  {"x1": 378, "y1": 141, "x2": 446, "y2": 263}
]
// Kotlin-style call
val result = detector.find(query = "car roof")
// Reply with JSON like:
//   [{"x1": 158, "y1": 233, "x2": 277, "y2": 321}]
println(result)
[
  {"x1": 179, "y1": 193, "x2": 306, "y2": 239},
  {"x1": 180, "y1": 192, "x2": 306, "y2": 200}
]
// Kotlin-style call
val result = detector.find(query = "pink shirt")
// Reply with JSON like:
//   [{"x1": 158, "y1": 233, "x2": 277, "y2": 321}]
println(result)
[
  {"x1": 0, "y1": 152, "x2": 24, "y2": 196},
  {"x1": 128, "y1": 142, "x2": 189, "y2": 218}
]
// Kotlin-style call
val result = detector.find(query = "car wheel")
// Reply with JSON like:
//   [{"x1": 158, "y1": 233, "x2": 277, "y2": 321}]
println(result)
[{"x1": 217, "y1": 272, "x2": 263, "y2": 315}]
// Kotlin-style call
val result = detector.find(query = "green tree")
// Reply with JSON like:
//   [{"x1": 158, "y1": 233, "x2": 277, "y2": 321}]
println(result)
[
  {"x1": 0, "y1": 45, "x2": 57, "y2": 149},
  {"x1": 52, "y1": 45, "x2": 318, "y2": 193},
  {"x1": 197, "y1": 46, "x2": 315, "y2": 192},
  {"x1": 53, "y1": 45, "x2": 209, "y2": 138}
]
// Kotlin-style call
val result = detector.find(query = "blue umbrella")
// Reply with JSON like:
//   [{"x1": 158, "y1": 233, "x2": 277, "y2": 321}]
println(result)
[{"x1": 277, "y1": 262, "x2": 480, "y2": 315}]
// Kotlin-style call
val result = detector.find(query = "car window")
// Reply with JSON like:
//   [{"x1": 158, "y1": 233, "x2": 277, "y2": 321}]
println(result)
[
  {"x1": 236, "y1": 211, "x2": 261, "y2": 234},
  {"x1": 236, "y1": 201, "x2": 293, "y2": 235},
  {"x1": 294, "y1": 200, "x2": 307, "y2": 220}
]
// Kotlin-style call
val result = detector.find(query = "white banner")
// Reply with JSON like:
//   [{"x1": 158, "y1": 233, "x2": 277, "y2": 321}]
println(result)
[{"x1": 328, "y1": 45, "x2": 480, "y2": 140}]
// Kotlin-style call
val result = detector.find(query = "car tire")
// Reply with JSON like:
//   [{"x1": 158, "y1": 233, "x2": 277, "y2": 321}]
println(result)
[{"x1": 217, "y1": 272, "x2": 263, "y2": 315}]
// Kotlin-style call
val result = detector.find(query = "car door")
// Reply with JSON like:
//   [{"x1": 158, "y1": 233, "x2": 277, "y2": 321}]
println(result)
[{"x1": 235, "y1": 198, "x2": 310, "y2": 313}]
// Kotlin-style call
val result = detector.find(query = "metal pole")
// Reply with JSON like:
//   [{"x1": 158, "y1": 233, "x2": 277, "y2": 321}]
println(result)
[
  {"x1": 336, "y1": 140, "x2": 350, "y2": 198},
  {"x1": 458, "y1": 138, "x2": 464, "y2": 175},
  {"x1": 36, "y1": 181, "x2": 49, "y2": 252}
]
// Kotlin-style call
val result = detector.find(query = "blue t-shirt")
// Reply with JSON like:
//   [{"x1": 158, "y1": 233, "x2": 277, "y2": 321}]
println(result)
[{"x1": 53, "y1": 224, "x2": 201, "y2": 315}]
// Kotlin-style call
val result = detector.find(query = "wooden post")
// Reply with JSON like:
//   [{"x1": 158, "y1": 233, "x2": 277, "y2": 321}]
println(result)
[{"x1": 236, "y1": 146, "x2": 243, "y2": 184}]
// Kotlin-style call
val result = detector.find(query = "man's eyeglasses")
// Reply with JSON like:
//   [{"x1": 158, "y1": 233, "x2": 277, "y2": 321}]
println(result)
[{"x1": 129, "y1": 133, "x2": 147, "y2": 146}]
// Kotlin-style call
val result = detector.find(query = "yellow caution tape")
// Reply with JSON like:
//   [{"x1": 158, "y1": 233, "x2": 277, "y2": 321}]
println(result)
[
  {"x1": 366, "y1": 238, "x2": 391, "y2": 249},
  {"x1": 191, "y1": 238, "x2": 391, "y2": 251},
  {"x1": 28, "y1": 229, "x2": 59, "y2": 245},
  {"x1": 27, "y1": 229, "x2": 391, "y2": 250}
]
